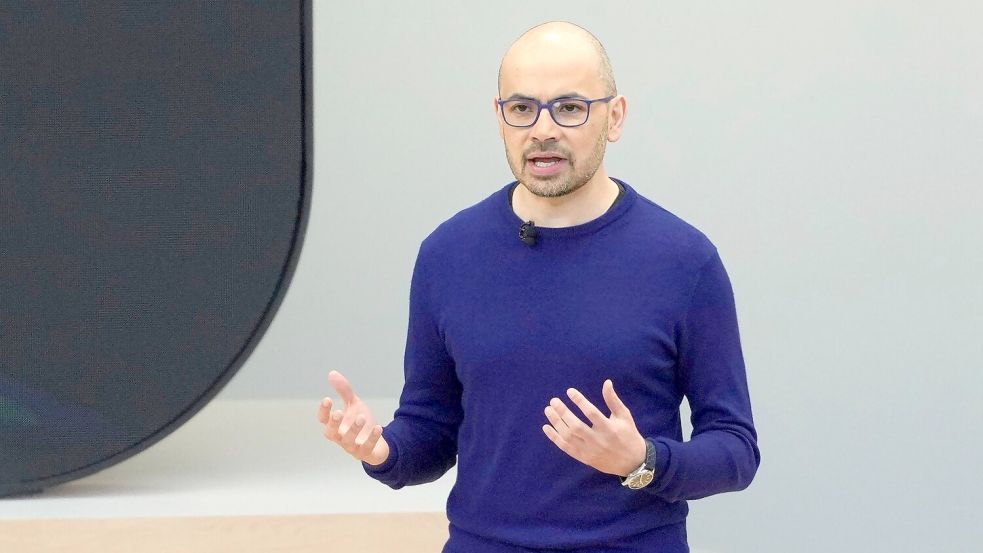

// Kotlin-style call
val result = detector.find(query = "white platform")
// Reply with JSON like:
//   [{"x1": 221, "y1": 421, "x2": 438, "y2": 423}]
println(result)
[{"x1": 0, "y1": 398, "x2": 454, "y2": 519}]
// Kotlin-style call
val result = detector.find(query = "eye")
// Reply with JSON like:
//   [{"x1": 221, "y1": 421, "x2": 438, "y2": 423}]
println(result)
[
  {"x1": 508, "y1": 101, "x2": 535, "y2": 113},
  {"x1": 556, "y1": 102, "x2": 586, "y2": 113}
]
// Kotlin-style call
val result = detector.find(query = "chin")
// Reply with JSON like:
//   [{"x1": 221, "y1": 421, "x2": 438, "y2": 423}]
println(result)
[{"x1": 526, "y1": 179, "x2": 575, "y2": 198}]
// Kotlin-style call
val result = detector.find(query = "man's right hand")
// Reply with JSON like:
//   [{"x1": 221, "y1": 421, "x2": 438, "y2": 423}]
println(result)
[{"x1": 317, "y1": 370, "x2": 391, "y2": 466}]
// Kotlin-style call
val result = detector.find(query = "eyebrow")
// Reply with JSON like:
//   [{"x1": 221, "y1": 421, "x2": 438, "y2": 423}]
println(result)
[{"x1": 502, "y1": 92, "x2": 588, "y2": 101}]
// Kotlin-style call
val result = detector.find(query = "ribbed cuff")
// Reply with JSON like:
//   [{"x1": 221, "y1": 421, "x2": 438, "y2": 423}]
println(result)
[{"x1": 652, "y1": 438, "x2": 671, "y2": 486}]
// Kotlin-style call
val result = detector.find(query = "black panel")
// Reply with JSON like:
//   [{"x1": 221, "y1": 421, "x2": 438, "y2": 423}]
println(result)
[{"x1": 0, "y1": 0, "x2": 313, "y2": 497}]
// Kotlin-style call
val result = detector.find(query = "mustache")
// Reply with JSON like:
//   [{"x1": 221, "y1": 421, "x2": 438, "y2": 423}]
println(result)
[{"x1": 524, "y1": 143, "x2": 569, "y2": 159}]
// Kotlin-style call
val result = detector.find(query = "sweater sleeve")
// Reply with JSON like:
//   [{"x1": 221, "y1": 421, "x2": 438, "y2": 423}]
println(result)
[
  {"x1": 643, "y1": 248, "x2": 761, "y2": 502},
  {"x1": 361, "y1": 240, "x2": 463, "y2": 489}
]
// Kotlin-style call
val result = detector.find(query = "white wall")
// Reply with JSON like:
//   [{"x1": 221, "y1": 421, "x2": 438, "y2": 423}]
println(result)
[{"x1": 220, "y1": 2, "x2": 983, "y2": 551}]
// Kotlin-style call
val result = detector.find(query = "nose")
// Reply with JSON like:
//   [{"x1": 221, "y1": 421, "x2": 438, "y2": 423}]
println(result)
[{"x1": 529, "y1": 104, "x2": 560, "y2": 142}]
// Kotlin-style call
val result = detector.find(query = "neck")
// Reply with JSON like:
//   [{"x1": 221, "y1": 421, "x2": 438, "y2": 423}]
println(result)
[{"x1": 512, "y1": 171, "x2": 621, "y2": 228}]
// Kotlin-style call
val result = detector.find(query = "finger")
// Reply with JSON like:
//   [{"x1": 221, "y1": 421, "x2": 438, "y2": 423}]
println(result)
[
  {"x1": 565, "y1": 387, "x2": 607, "y2": 427},
  {"x1": 338, "y1": 406, "x2": 361, "y2": 437},
  {"x1": 328, "y1": 370, "x2": 358, "y2": 408},
  {"x1": 544, "y1": 402, "x2": 585, "y2": 443},
  {"x1": 549, "y1": 397, "x2": 591, "y2": 438},
  {"x1": 602, "y1": 379, "x2": 630, "y2": 418},
  {"x1": 544, "y1": 403, "x2": 567, "y2": 434},
  {"x1": 352, "y1": 414, "x2": 375, "y2": 445},
  {"x1": 324, "y1": 409, "x2": 344, "y2": 442},
  {"x1": 317, "y1": 397, "x2": 332, "y2": 424},
  {"x1": 340, "y1": 413, "x2": 366, "y2": 451},
  {"x1": 542, "y1": 424, "x2": 577, "y2": 458},
  {"x1": 354, "y1": 425, "x2": 383, "y2": 458}
]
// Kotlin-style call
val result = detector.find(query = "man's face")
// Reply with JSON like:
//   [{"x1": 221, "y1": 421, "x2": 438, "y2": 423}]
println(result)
[{"x1": 496, "y1": 46, "x2": 616, "y2": 198}]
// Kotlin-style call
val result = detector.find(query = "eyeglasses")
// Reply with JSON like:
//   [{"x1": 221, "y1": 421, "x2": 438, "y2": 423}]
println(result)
[{"x1": 497, "y1": 95, "x2": 615, "y2": 128}]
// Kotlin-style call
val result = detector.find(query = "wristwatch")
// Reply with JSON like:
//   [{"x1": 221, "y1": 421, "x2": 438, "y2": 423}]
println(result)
[{"x1": 620, "y1": 438, "x2": 656, "y2": 490}]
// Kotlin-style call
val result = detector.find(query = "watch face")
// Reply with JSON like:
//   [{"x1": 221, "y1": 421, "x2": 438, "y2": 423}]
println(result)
[{"x1": 629, "y1": 470, "x2": 655, "y2": 489}]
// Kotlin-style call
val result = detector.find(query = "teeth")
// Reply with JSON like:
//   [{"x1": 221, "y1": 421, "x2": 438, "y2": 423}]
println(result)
[{"x1": 534, "y1": 159, "x2": 558, "y2": 167}]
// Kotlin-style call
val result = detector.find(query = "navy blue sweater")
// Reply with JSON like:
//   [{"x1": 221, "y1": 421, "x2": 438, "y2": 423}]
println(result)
[{"x1": 364, "y1": 178, "x2": 760, "y2": 552}]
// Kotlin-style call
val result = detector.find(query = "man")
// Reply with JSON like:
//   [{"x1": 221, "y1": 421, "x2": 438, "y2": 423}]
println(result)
[{"x1": 317, "y1": 21, "x2": 760, "y2": 552}]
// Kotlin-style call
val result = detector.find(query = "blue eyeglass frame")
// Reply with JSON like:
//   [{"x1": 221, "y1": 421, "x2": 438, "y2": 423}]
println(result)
[{"x1": 497, "y1": 95, "x2": 615, "y2": 128}]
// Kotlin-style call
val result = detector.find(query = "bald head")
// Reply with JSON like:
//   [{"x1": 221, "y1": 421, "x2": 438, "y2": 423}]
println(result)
[{"x1": 498, "y1": 21, "x2": 616, "y2": 97}]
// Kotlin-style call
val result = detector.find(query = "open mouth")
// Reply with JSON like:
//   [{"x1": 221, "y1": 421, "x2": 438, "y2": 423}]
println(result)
[{"x1": 526, "y1": 157, "x2": 566, "y2": 176}]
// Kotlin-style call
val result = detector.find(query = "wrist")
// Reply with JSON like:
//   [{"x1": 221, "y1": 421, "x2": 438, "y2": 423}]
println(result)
[
  {"x1": 619, "y1": 438, "x2": 657, "y2": 489},
  {"x1": 622, "y1": 434, "x2": 647, "y2": 477}
]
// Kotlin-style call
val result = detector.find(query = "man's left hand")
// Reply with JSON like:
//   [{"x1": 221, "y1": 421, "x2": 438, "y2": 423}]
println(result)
[{"x1": 542, "y1": 379, "x2": 647, "y2": 478}]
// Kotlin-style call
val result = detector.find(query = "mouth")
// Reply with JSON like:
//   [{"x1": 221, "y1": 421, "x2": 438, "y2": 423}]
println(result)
[{"x1": 525, "y1": 156, "x2": 567, "y2": 176}]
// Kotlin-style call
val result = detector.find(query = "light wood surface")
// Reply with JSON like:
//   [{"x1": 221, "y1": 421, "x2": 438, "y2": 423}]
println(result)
[{"x1": 0, "y1": 512, "x2": 450, "y2": 553}]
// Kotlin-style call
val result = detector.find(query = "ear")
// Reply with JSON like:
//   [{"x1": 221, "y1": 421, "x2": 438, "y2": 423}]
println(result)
[{"x1": 605, "y1": 95, "x2": 627, "y2": 143}]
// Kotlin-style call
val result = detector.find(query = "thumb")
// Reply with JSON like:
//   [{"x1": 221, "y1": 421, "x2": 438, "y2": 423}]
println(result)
[
  {"x1": 328, "y1": 370, "x2": 358, "y2": 407},
  {"x1": 602, "y1": 379, "x2": 629, "y2": 418}
]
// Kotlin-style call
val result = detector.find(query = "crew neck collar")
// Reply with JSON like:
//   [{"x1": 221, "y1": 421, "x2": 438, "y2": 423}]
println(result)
[{"x1": 498, "y1": 177, "x2": 637, "y2": 239}]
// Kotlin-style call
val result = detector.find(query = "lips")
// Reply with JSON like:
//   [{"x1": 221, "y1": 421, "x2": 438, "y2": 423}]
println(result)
[
  {"x1": 526, "y1": 157, "x2": 566, "y2": 176},
  {"x1": 526, "y1": 153, "x2": 566, "y2": 161}
]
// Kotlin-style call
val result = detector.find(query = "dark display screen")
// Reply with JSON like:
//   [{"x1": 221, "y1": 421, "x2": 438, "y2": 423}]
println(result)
[{"x1": 0, "y1": 0, "x2": 312, "y2": 498}]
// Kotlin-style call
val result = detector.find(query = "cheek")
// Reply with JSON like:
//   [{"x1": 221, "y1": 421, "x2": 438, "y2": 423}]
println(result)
[
  {"x1": 506, "y1": 140, "x2": 524, "y2": 160},
  {"x1": 503, "y1": 145, "x2": 520, "y2": 167}
]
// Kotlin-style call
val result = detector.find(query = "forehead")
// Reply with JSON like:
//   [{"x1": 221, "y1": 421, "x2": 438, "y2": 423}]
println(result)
[{"x1": 499, "y1": 42, "x2": 602, "y2": 99}]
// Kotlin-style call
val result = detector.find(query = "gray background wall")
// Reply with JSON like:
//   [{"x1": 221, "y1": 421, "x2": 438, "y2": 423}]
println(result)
[{"x1": 220, "y1": 1, "x2": 982, "y2": 551}]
